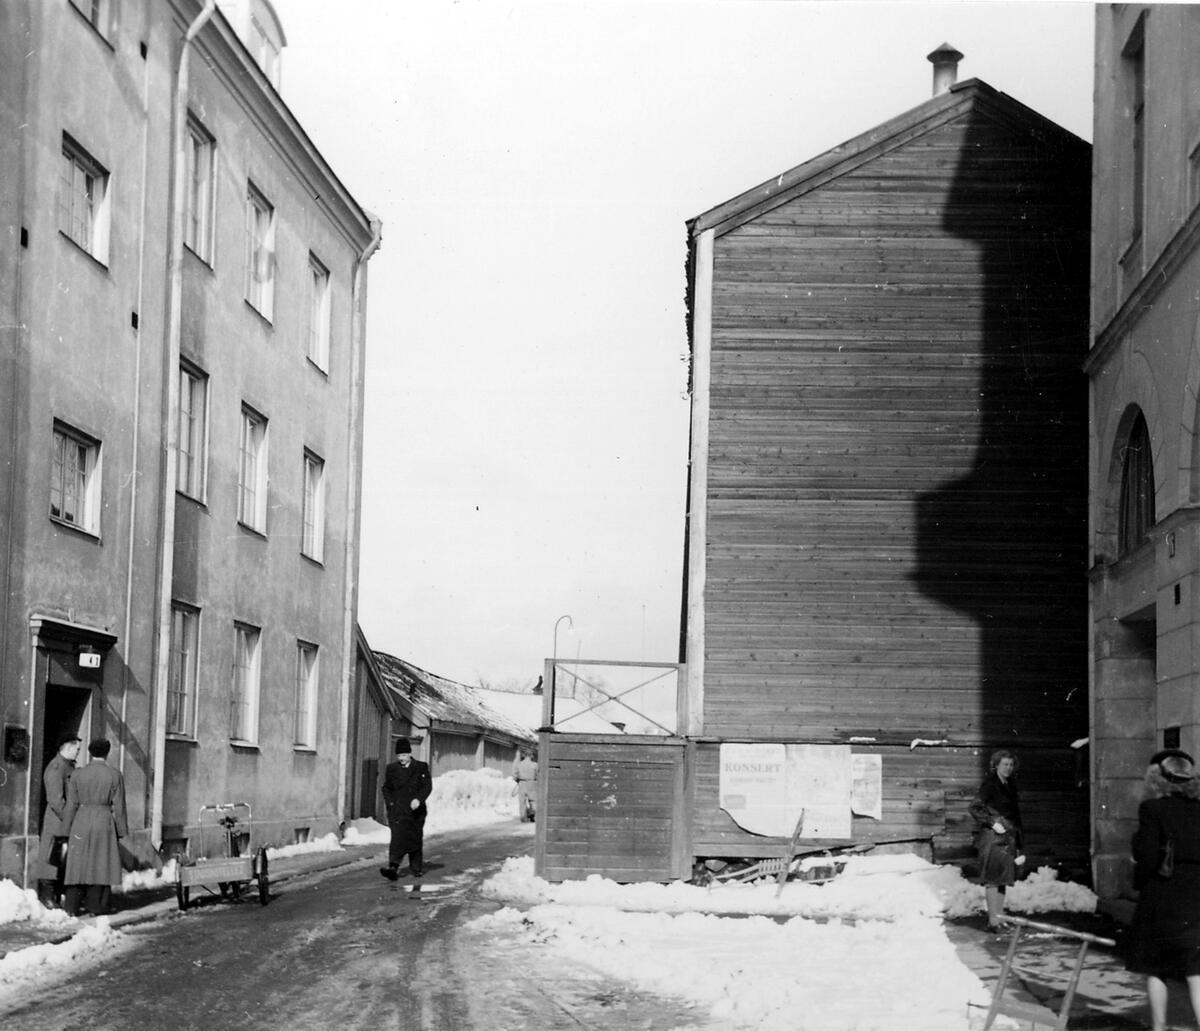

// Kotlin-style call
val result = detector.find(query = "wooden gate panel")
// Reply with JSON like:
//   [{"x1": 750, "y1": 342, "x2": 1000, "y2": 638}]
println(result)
[{"x1": 536, "y1": 734, "x2": 688, "y2": 883}]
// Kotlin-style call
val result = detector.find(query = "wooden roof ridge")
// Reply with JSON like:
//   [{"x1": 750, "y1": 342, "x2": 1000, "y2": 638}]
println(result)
[{"x1": 688, "y1": 77, "x2": 1089, "y2": 239}]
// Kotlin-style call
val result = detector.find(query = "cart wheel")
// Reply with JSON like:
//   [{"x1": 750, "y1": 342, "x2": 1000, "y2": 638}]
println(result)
[
  {"x1": 176, "y1": 881, "x2": 190, "y2": 912},
  {"x1": 257, "y1": 848, "x2": 270, "y2": 906}
]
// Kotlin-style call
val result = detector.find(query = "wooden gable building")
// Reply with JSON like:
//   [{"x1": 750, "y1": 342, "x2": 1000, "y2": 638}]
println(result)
[
  {"x1": 681, "y1": 59, "x2": 1092, "y2": 868},
  {"x1": 535, "y1": 52, "x2": 1093, "y2": 884}
]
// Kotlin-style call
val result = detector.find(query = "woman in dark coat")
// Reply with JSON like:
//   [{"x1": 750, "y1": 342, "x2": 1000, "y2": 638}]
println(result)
[
  {"x1": 1126, "y1": 748, "x2": 1200, "y2": 1031},
  {"x1": 969, "y1": 748, "x2": 1026, "y2": 931}
]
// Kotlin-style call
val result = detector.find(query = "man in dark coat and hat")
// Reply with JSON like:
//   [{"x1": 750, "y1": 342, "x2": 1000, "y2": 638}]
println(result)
[
  {"x1": 380, "y1": 737, "x2": 432, "y2": 881},
  {"x1": 37, "y1": 733, "x2": 81, "y2": 908},
  {"x1": 62, "y1": 738, "x2": 128, "y2": 917}
]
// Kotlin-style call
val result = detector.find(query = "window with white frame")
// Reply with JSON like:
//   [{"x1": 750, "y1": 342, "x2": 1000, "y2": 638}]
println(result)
[
  {"x1": 231, "y1": 623, "x2": 261, "y2": 743},
  {"x1": 238, "y1": 406, "x2": 268, "y2": 532},
  {"x1": 302, "y1": 451, "x2": 325, "y2": 561},
  {"x1": 294, "y1": 642, "x2": 318, "y2": 748},
  {"x1": 307, "y1": 254, "x2": 331, "y2": 370},
  {"x1": 177, "y1": 364, "x2": 208, "y2": 499},
  {"x1": 168, "y1": 605, "x2": 200, "y2": 737},
  {"x1": 250, "y1": 14, "x2": 282, "y2": 89},
  {"x1": 50, "y1": 421, "x2": 101, "y2": 534},
  {"x1": 245, "y1": 183, "x2": 275, "y2": 319},
  {"x1": 58, "y1": 134, "x2": 110, "y2": 263},
  {"x1": 184, "y1": 115, "x2": 215, "y2": 262}
]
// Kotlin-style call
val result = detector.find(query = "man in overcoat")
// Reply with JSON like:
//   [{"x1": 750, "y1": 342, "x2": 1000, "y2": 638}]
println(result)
[
  {"x1": 37, "y1": 733, "x2": 81, "y2": 908},
  {"x1": 380, "y1": 737, "x2": 432, "y2": 881},
  {"x1": 62, "y1": 738, "x2": 128, "y2": 917},
  {"x1": 512, "y1": 748, "x2": 538, "y2": 822}
]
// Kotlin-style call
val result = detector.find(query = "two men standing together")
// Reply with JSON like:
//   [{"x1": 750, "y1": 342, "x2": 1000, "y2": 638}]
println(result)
[{"x1": 38, "y1": 735, "x2": 129, "y2": 917}]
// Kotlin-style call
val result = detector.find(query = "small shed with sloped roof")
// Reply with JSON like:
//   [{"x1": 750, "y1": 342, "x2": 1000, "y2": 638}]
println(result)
[{"x1": 373, "y1": 652, "x2": 536, "y2": 775}]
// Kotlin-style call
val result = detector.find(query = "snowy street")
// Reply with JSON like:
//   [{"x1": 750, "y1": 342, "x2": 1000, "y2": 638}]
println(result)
[
  {"x1": 0, "y1": 821, "x2": 712, "y2": 1031},
  {"x1": 0, "y1": 770, "x2": 1136, "y2": 1031}
]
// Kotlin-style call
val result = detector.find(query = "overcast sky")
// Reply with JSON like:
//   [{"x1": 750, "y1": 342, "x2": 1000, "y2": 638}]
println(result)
[{"x1": 277, "y1": 0, "x2": 1095, "y2": 688}]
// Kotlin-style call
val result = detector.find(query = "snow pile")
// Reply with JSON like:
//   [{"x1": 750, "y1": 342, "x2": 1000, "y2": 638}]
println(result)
[
  {"x1": 342, "y1": 767, "x2": 518, "y2": 845},
  {"x1": 266, "y1": 832, "x2": 342, "y2": 861},
  {"x1": 425, "y1": 767, "x2": 516, "y2": 831},
  {"x1": 474, "y1": 855, "x2": 1097, "y2": 1030},
  {"x1": 1006, "y1": 865, "x2": 1099, "y2": 914},
  {"x1": 473, "y1": 906, "x2": 991, "y2": 1030},
  {"x1": 0, "y1": 917, "x2": 121, "y2": 986},
  {"x1": 117, "y1": 857, "x2": 177, "y2": 894},
  {"x1": 342, "y1": 817, "x2": 390, "y2": 846},
  {"x1": 481, "y1": 854, "x2": 1096, "y2": 922},
  {"x1": 0, "y1": 880, "x2": 75, "y2": 929}
]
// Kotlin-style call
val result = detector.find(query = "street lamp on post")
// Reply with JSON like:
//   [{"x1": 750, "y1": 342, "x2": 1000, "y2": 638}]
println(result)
[
  {"x1": 553, "y1": 614, "x2": 574, "y2": 663},
  {"x1": 550, "y1": 614, "x2": 573, "y2": 726}
]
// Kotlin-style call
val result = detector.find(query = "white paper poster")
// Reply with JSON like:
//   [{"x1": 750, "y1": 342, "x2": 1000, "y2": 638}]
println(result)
[
  {"x1": 785, "y1": 744, "x2": 852, "y2": 839},
  {"x1": 718, "y1": 743, "x2": 789, "y2": 837},
  {"x1": 719, "y1": 743, "x2": 855, "y2": 839},
  {"x1": 851, "y1": 753, "x2": 883, "y2": 820}
]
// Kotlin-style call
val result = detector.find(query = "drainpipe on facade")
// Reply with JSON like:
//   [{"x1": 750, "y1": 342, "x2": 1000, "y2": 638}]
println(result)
[
  {"x1": 148, "y1": 0, "x2": 218, "y2": 852},
  {"x1": 21, "y1": 624, "x2": 40, "y2": 889},
  {"x1": 120, "y1": 12, "x2": 155, "y2": 782},
  {"x1": 336, "y1": 216, "x2": 382, "y2": 826}
]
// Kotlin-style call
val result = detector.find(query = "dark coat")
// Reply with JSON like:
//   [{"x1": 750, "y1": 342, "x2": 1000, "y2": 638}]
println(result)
[
  {"x1": 36, "y1": 753, "x2": 75, "y2": 879},
  {"x1": 969, "y1": 772, "x2": 1023, "y2": 887},
  {"x1": 62, "y1": 759, "x2": 128, "y2": 887},
  {"x1": 382, "y1": 758, "x2": 432, "y2": 825},
  {"x1": 1127, "y1": 795, "x2": 1200, "y2": 977}
]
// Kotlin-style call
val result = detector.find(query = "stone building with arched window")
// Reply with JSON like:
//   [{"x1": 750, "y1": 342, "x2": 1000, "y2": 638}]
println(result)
[{"x1": 1088, "y1": 5, "x2": 1200, "y2": 898}]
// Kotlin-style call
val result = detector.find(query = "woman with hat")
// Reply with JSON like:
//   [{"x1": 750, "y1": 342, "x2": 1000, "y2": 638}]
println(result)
[{"x1": 1127, "y1": 748, "x2": 1200, "y2": 1031}]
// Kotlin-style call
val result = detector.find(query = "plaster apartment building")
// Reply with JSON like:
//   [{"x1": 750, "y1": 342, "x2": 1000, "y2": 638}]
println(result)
[
  {"x1": 0, "y1": 0, "x2": 379, "y2": 883},
  {"x1": 1088, "y1": 5, "x2": 1200, "y2": 898}
]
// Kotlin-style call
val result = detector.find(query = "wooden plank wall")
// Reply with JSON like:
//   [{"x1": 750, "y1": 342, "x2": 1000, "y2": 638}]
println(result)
[
  {"x1": 431, "y1": 731, "x2": 480, "y2": 774},
  {"x1": 690, "y1": 743, "x2": 1088, "y2": 866},
  {"x1": 697, "y1": 107, "x2": 1091, "y2": 862},
  {"x1": 537, "y1": 734, "x2": 689, "y2": 882}
]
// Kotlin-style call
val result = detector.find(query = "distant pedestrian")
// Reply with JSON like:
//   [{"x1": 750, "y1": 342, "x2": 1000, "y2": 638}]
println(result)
[
  {"x1": 969, "y1": 748, "x2": 1025, "y2": 932},
  {"x1": 380, "y1": 738, "x2": 432, "y2": 881},
  {"x1": 36, "y1": 734, "x2": 81, "y2": 909},
  {"x1": 61, "y1": 738, "x2": 128, "y2": 917},
  {"x1": 1126, "y1": 748, "x2": 1200, "y2": 1031},
  {"x1": 513, "y1": 749, "x2": 538, "y2": 822}
]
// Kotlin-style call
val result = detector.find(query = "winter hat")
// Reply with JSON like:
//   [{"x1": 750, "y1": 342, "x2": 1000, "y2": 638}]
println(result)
[
  {"x1": 1151, "y1": 748, "x2": 1195, "y2": 782},
  {"x1": 394, "y1": 737, "x2": 412, "y2": 755}
]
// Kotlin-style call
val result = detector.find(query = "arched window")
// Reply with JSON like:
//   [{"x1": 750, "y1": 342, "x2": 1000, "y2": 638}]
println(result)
[{"x1": 1119, "y1": 411, "x2": 1155, "y2": 555}]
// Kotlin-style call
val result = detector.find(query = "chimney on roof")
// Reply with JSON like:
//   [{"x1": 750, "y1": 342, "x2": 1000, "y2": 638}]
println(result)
[{"x1": 927, "y1": 43, "x2": 964, "y2": 96}]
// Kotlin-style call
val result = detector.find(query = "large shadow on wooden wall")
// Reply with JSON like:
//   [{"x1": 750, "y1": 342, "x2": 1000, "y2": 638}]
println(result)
[{"x1": 912, "y1": 106, "x2": 1091, "y2": 807}]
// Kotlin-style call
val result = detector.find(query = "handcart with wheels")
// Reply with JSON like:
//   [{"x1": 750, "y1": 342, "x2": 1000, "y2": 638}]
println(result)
[{"x1": 175, "y1": 802, "x2": 270, "y2": 911}]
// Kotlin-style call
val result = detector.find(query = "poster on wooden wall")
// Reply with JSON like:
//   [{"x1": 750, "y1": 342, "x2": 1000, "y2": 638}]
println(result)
[
  {"x1": 719, "y1": 743, "x2": 857, "y2": 838},
  {"x1": 718, "y1": 742, "x2": 788, "y2": 836},
  {"x1": 785, "y1": 744, "x2": 852, "y2": 839},
  {"x1": 851, "y1": 753, "x2": 883, "y2": 820}
]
